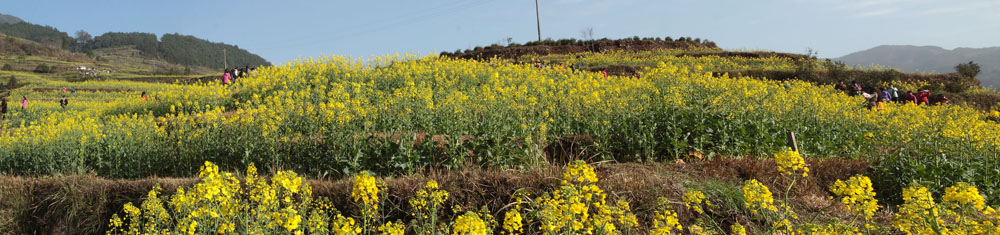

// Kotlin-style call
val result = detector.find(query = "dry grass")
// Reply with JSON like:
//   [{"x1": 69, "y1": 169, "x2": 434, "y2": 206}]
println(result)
[{"x1": 0, "y1": 158, "x2": 871, "y2": 234}]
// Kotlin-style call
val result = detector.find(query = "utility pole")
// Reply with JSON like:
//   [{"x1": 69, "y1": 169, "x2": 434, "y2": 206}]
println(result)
[
  {"x1": 223, "y1": 48, "x2": 228, "y2": 69},
  {"x1": 535, "y1": 0, "x2": 541, "y2": 42}
]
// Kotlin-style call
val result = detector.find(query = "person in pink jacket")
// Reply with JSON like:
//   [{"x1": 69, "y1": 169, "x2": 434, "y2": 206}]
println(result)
[
  {"x1": 21, "y1": 96, "x2": 28, "y2": 109},
  {"x1": 222, "y1": 69, "x2": 232, "y2": 85}
]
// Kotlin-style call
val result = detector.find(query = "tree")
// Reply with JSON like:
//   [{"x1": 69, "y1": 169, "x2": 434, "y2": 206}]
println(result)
[
  {"x1": 1, "y1": 64, "x2": 12, "y2": 71},
  {"x1": 579, "y1": 27, "x2": 594, "y2": 41},
  {"x1": 75, "y1": 30, "x2": 92, "y2": 44},
  {"x1": 6, "y1": 75, "x2": 17, "y2": 89},
  {"x1": 33, "y1": 63, "x2": 52, "y2": 73},
  {"x1": 955, "y1": 61, "x2": 981, "y2": 78}
]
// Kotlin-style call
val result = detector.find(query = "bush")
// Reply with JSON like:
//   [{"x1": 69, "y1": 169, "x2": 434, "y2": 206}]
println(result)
[
  {"x1": 33, "y1": 63, "x2": 53, "y2": 73},
  {"x1": 1, "y1": 64, "x2": 12, "y2": 71},
  {"x1": 955, "y1": 61, "x2": 981, "y2": 78},
  {"x1": 945, "y1": 79, "x2": 974, "y2": 93},
  {"x1": 5, "y1": 75, "x2": 15, "y2": 89}
]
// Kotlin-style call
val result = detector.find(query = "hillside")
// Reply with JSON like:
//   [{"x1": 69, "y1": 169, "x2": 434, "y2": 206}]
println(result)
[
  {"x1": 0, "y1": 34, "x2": 91, "y2": 62},
  {"x1": 0, "y1": 13, "x2": 22, "y2": 24},
  {"x1": 0, "y1": 33, "x2": 216, "y2": 85},
  {"x1": 837, "y1": 45, "x2": 1000, "y2": 87},
  {"x1": 0, "y1": 13, "x2": 270, "y2": 70}
]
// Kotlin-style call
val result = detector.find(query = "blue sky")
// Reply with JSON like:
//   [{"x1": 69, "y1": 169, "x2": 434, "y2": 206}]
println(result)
[{"x1": 4, "y1": 0, "x2": 999, "y2": 64}]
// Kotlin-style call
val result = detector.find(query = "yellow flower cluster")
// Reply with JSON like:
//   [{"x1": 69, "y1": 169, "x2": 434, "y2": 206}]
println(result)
[
  {"x1": 829, "y1": 175, "x2": 879, "y2": 221},
  {"x1": 893, "y1": 183, "x2": 1000, "y2": 235},
  {"x1": 794, "y1": 223, "x2": 861, "y2": 235},
  {"x1": 730, "y1": 224, "x2": 747, "y2": 235},
  {"x1": 943, "y1": 182, "x2": 987, "y2": 211},
  {"x1": 534, "y1": 160, "x2": 637, "y2": 234},
  {"x1": 378, "y1": 221, "x2": 405, "y2": 235},
  {"x1": 107, "y1": 161, "x2": 394, "y2": 235},
  {"x1": 352, "y1": 171, "x2": 381, "y2": 208},
  {"x1": 530, "y1": 48, "x2": 799, "y2": 72},
  {"x1": 651, "y1": 197, "x2": 682, "y2": 235},
  {"x1": 774, "y1": 147, "x2": 809, "y2": 177},
  {"x1": 562, "y1": 160, "x2": 599, "y2": 185},
  {"x1": 683, "y1": 190, "x2": 712, "y2": 215},
  {"x1": 410, "y1": 180, "x2": 449, "y2": 234},
  {"x1": 451, "y1": 211, "x2": 489, "y2": 235},
  {"x1": 502, "y1": 209, "x2": 523, "y2": 235},
  {"x1": 742, "y1": 179, "x2": 778, "y2": 216}
]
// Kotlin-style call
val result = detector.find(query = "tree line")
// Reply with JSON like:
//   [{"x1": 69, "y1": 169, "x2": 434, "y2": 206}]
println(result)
[{"x1": 0, "y1": 21, "x2": 270, "y2": 70}]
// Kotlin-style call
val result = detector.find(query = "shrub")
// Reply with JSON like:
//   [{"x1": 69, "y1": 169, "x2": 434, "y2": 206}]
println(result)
[
  {"x1": 1, "y1": 63, "x2": 12, "y2": 71},
  {"x1": 6, "y1": 75, "x2": 16, "y2": 89},
  {"x1": 955, "y1": 61, "x2": 981, "y2": 78},
  {"x1": 33, "y1": 63, "x2": 53, "y2": 73}
]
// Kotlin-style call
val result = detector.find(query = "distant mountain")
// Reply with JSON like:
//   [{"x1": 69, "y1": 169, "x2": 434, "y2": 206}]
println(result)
[
  {"x1": 0, "y1": 13, "x2": 23, "y2": 24},
  {"x1": 0, "y1": 13, "x2": 270, "y2": 70},
  {"x1": 837, "y1": 45, "x2": 1000, "y2": 87}
]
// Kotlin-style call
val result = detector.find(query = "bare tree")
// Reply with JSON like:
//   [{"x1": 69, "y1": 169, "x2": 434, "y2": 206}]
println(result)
[
  {"x1": 580, "y1": 27, "x2": 595, "y2": 52},
  {"x1": 75, "y1": 30, "x2": 92, "y2": 43},
  {"x1": 579, "y1": 27, "x2": 594, "y2": 41}
]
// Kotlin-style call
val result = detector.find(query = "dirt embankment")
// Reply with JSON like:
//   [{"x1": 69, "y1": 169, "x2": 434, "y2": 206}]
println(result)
[
  {"x1": 442, "y1": 39, "x2": 718, "y2": 60},
  {"x1": 0, "y1": 158, "x2": 870, "y2": 234}
]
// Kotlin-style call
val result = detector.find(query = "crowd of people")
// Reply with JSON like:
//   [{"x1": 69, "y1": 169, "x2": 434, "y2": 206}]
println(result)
[
  {"x1": 222, "y1": 66, "x2": 256, "y2": 85},
  {"x1": 835, "y1": 81, "x2": 949, "y2": 110}
]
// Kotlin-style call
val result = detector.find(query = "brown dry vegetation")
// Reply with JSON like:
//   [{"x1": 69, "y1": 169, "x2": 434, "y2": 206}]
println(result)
[
  {"x1": 0, "y1": 158, "x2": 871, "y2": 234},
  {"x1": 442, "y1": 39, "x2": 716, "y2": 61}
]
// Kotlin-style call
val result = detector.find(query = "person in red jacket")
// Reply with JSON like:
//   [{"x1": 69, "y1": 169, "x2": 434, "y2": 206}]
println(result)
[
  {"x1": 917, "y1": 90, "x2": 930, "y2": 105},
  {"x1": 902, "y1": 91, "x2": 917, "y2": 104}
]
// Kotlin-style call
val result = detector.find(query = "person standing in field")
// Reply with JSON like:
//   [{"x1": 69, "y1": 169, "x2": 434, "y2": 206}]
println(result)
[
  {"x1": 936, "y1": 94, "x2": 950, "y2": 105},
  {"x1": 917, "y1": 90, "x2": 930, "y2": 105},
  {"x1": 141, "y1": 91, "x2": 148, "y2": 102},
  {"x1": 889, "y1": 84, "x2": 899, "y2": 102},
  {"x1": 851, "y1": 81, "x2": 863, "y2": 96},
  {"x1": 902, "y1": 91, "x2": 917, "y2": 104},
  {"x1": 21, "y1": 96, "x2": 27, "y2": 109},
  {"x1": 222, "y1": 69, "x2": 232, "y2": 85},
  {"x1": 1, "y1": 97, "x2": 7, "y2": 120},
  {"x1": 59, "y1": 95, "x2": 68, "y2": 109},
  {"x1": 879, "y1": 87, "x2": 891, "y2": 102},
  {"x1": 836, "y1": 81, "x2": 848, "y2": 92}
]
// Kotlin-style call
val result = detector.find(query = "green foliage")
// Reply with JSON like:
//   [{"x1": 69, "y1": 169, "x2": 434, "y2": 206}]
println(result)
[
  {"x1": 955, "y1": 61, "x2": 982, "y2": 78},
  {"x1": 1, "y1": 64, "x2": 12, "y2": 71},
  {"x1": 158, "y1": 33, "x2": 270, "y2": 70},
  {"x1": 945, "y1": 79, "x2": 974, "y2": 93},
  {"x1": 823, "y1": 60, "x2": 850, "y2": 83},
  {"x1": 0, "y1": 22, "x2": 73, "y2": 49},
  {"x1": 88, "y1": 32, "x2": 159, "y2": 56},
  {"x1": 32, "y1": 63, "x2": 53, "y2": 73},
  {"x1": 5, "y1": 75, "x2": 15, "y2": 89},
  {"x1": 872, "y1": 153, "x2": 1000, "y2": 205}
]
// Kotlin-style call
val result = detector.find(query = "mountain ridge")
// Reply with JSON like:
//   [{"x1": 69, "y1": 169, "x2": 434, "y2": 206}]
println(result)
[{"x1": 837, "y1": 45, "x2": 1000, "y2": 87}]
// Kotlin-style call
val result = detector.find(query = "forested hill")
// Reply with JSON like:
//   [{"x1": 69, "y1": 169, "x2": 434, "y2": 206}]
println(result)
[
  {"x1": 0, "y1": 15, "x2": 270, "y2": 69},
  {"x1": 0, "y1": 13, "x2": 23, "y2": 24},
  {"x1": 159, "y1": 33, "x2": 269, "y2": 70},
  {"x1": 0, "y1": 22, "x2": 72, "y2": 49},
  {"x1": 84, "y1": 32, "x2": 270, "y2": 69}
]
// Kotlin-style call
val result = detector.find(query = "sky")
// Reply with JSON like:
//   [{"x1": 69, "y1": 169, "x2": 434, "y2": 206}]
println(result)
[{"x1": 3, "y1": 0, "x2": 999, "y2": 64}]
